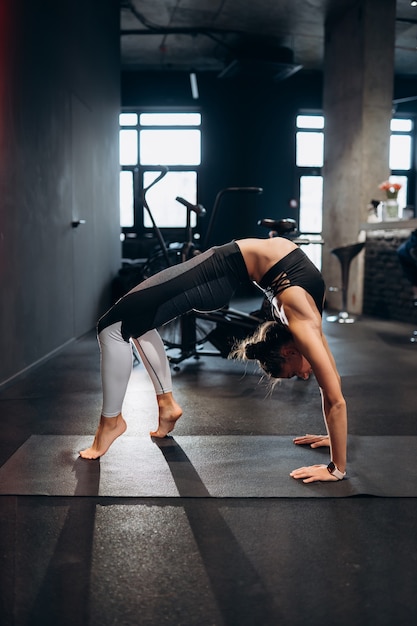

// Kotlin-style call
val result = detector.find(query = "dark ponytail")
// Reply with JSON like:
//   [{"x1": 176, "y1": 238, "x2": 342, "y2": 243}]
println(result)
[
  {"x1": 244, "y1": 342, "x2": 265, "y2": 361},
  {"x1": 230, "y1": 320, "x2": 293, "y2": 379}
]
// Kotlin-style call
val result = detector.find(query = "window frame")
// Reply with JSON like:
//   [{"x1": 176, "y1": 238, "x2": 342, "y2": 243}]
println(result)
[
  {"x1": 295, "y1": 112, "x2": 324, "y2": 268},
  {"x1": 294, "y1": 111, "x2": 416, "y2": 227},
  {"x1": 389, "y1": 115, "x2": 415, "y2": 212},
  {"x1": 119, "y1": 106, "x2": 202, "y2": 239},
  {"x1": 295, "y1": 113, "x2": 324, "y2": 213}
]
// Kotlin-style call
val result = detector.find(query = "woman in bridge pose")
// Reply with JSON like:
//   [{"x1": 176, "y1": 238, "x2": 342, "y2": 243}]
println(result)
[{"x1": 80, "y1": 237, "x2": 347, "y2": 483}]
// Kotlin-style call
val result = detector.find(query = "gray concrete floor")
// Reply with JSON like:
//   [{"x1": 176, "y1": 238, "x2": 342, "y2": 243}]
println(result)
[{"x1": 1, "y1": 300, "x2": 417, "y2": 626}]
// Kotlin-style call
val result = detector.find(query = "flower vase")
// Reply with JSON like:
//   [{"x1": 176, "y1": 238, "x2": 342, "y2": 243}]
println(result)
[{"x1": 383, "y1": 199, "x2": 399, "y2": 221}]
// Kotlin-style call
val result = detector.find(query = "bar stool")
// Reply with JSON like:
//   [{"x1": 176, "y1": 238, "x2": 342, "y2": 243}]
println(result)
[{"x1": 327, "y1": 242, "x2": 365, "y2": 323}]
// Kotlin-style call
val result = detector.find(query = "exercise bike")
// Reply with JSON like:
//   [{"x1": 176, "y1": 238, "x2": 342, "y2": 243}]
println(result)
[{"x1": 155, "y1": 181, "x2": 266, "y2": 367}]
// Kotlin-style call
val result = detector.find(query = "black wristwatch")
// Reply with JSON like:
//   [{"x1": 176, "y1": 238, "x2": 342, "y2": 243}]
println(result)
[{"x1": 327, "y1": 461, "x2": 346, "y2": 480}]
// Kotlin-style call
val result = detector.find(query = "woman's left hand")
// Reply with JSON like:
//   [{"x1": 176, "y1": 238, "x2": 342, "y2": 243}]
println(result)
[{"x1": 290, "y1": 464, "x2": 341, "y2": 483}]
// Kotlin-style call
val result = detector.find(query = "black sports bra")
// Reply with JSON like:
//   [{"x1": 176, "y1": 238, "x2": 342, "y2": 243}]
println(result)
[{"x1": 257, "y1": 247, "x2": 325, "y2": 315}]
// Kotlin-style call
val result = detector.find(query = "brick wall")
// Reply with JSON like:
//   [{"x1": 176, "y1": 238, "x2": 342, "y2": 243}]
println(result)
[{"x1": 363, "y1": 230, "x2": 417, "y2": 324}]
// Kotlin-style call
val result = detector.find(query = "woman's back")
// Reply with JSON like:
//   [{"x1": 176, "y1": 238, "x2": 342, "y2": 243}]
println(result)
[{"x1": 235, "y1": 237, "x2": 298, "y2": 283}]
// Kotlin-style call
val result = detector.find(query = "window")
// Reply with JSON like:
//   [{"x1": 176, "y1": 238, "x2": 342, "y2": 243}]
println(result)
[
  {"x1": 119, "y1": 130, "x2": 138, "y2": 166},
  {"x1": 120, "y1": 170, "x2": 134, "y2": 228},
  {"x1": 296, "y1": 114, "x2": 324, "y2": 268},
  {"x1": 299, "y1": 176, "x2": 323, "y2": 233},
  {"x1": 142, "y1": 171, "x2": 197, "y2": 228},
  {"x1": 295, "y1": 114, "x2": 415, "y2": 267},
  {"x1": 389, "y1": 117, "x2": 414, "y2": 216},
  {"x1": 119, "y1": 110, "x2": 202, "y2": 232},
  {"x1": 140, "y1": 129, "x2": 201, "y2": 165}
]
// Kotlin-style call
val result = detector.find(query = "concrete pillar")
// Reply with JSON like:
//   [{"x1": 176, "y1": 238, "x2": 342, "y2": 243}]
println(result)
[{"x1": 322, "y1": 0, "x2": 396, "y2": 313}]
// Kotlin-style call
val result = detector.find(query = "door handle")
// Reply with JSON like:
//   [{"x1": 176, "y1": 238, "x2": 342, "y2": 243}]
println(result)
[{"x1": 71, "y1": 219, "x2": 86, "y2": 228}]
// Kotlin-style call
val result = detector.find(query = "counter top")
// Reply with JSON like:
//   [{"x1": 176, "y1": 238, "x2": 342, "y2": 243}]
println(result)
[{"x1": 360, "y1": 218, "x2": 417, "y2": 231}]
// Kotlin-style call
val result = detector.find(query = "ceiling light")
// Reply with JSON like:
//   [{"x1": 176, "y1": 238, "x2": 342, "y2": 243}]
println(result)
[
  {"x1": 189, "y1": 73, "x2": 199, "y2": 99},
  {"x1": 411, "y1": 1, "x2": 417, "y2": 7}
]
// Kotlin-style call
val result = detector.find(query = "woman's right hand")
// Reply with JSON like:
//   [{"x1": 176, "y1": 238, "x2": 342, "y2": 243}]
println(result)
[{"x1": 293, "y1": 434, "x2": 330, "y2": 448}]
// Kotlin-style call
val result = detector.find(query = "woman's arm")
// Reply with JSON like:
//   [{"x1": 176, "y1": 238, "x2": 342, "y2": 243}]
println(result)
[
  {"x1": 286, "y1": 312, "x2": 347, "y2": 483},
  {"x1": 292, "y1": 334, "x2": 339, "y2": 450}
]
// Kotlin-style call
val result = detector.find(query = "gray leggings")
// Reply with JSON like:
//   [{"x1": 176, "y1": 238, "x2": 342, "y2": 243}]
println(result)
[
  {"x1": 98, "y1": 325, "x2": 171, "y2": 417},
  {"x1": 97, "y1": 242, "x2": 249, "y2": 417}
]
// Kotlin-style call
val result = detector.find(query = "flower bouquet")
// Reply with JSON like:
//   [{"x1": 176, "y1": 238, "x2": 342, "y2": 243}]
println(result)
[
  {"x1": 379, "y1": 180, "x2": 402, "y2": 219},
  {"x1": 379, "y1": 180, "x2": 402, "y2": 200}
]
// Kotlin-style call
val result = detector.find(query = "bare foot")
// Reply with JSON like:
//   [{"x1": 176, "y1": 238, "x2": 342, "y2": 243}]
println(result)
[
  {"x1": 150, "y1": 394, "x2": 183, "y2": 438},
  {"x1": 80, "y1": 414, "x2": 127, "y2": 459}
]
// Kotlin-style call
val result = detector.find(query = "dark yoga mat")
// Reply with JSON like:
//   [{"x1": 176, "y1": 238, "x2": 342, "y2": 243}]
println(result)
[{"x1": 0, "y1": 435, "x2": 415, "y2": 497}]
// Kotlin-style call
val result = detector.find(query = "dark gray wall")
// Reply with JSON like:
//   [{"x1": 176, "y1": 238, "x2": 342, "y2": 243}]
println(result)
[{"x1": 0, "y1": 0, "x2": 121, "y2": 386}]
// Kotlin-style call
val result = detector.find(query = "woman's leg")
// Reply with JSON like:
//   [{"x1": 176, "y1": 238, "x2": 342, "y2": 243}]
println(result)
[
  {"x1": 81, "y1": 243, "x2": 246, "y2": 457},
  {"x1": 132, "y1": 329, "x2": 183, "y2": 437},
  {"x1": 80, "y1": 321, "x2": 131, "y2": 459}
]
